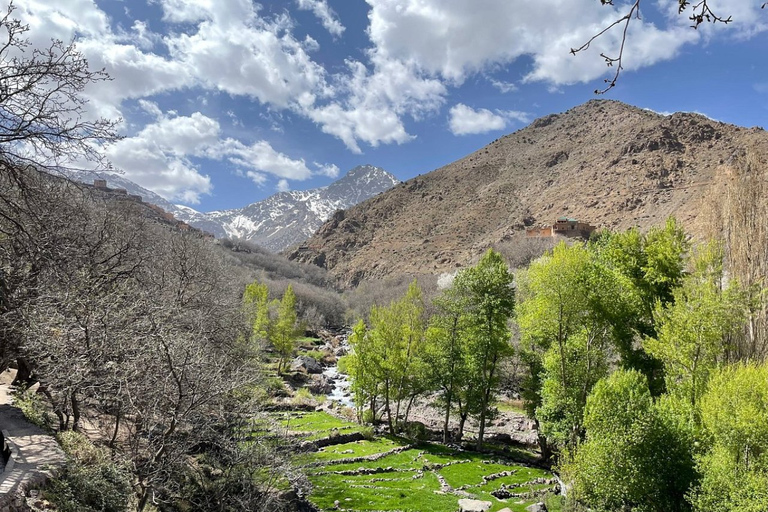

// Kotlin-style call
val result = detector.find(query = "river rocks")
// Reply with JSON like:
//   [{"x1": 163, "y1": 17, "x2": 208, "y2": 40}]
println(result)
[
  {"x1": 308, "y1": 374, "x2": 333, "y2": 394},
  {"x1": 458, "y1": 499, "x2": 492, "y2": 512},
  {"x1": 291, "y1": 355, "x2": 323, "y2": 374}
]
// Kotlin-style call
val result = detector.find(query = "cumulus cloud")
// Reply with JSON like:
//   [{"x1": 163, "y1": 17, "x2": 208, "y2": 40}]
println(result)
[
  {"x1": 276, "y1": 179, "x2": 291, "y2": 192},
  {"x1": 296, "y1": 0, "x2": 345, "y2": 37},
  {"x1": 107, "y1": 111, "x2": 326, "y2": 202},
  {"x1": 448, "y1": 104, "x2": 530, "y2": 136},
  {"x1": 315, "y1": 162, "x2": 340, "y2": 178},
  {"x1": 162, "y1": 0, "x2": 330, "y2": 109},
  {"x1": 365, "y1": 0, "x2": 698, "y2": 85},
  {"x1": 305, "y1": 55, "x2": 445, "y2": 152},
  {"x1": 210, "y1": 139, "x2": 314, "y2": 181}
]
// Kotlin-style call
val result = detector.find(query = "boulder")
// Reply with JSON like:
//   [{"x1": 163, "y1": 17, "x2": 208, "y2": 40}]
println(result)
[
  {"x1": 334, "y1": 345, "x2": 349, "y2": 357},
  {"x1": 308, "y1": 374, "x2": 334, "y2": 394},
  {"x1": 291, "y1": 355, "x2": 323, "y2": 374},
  {"x1": 497, "y1": 509, "x2": 514, "y2": 512},
  {"x1": 525, "y1": 503, "x2": 547, "y2": 512},
  {"x1": 458, "y1": 499, "x2": 492, "y2": 512}
]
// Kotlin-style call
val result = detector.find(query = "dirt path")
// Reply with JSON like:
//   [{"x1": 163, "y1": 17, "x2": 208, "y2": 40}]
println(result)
[{"x1": 0, "y1": 369, "x2": 66, "y2": 509}]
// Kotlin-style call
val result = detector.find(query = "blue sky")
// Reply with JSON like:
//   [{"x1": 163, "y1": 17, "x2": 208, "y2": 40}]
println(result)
[{"x1": 14, "y1": 0, "x2": 768, "y2": 212}]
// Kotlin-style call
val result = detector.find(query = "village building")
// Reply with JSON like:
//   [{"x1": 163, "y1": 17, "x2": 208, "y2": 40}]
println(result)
[{"x1": 526, "y1": 217, "x2": 596, "y2": 240}]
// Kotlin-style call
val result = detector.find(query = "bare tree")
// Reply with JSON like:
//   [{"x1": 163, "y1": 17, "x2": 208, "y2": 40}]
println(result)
[{"x1": 0, "y1": 1, "x2": 119, "y2": 173}]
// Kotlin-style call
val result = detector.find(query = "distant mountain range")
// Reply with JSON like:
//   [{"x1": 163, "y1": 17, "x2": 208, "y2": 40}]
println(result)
[{"x1": 67, "y1": 165, "x2": 399, "y2": 252}]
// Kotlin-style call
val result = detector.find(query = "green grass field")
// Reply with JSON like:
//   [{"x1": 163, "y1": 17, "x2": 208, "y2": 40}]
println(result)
[{"x1": 279, "y1": 411, "x2": 560, "y2": 512}]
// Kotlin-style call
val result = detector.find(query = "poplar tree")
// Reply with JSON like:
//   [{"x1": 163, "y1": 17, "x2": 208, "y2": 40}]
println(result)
[
  {"x1": 453, "y1": 249, "x2": 515, "y2": 450},
  {"x1": 272, "y1": 285, "x2": 300, "y2": 374}
]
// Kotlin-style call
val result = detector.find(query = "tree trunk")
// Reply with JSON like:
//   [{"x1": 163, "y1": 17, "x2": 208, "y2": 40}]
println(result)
[
  {"x1": 12, "y1": 357, "x2": 33, "y2": 385},
  {"x1": 458, "y1": 411, "x2": 468, "y2": 441},
  {"x1": 442, "y1": 388, "x2": 453, "y2": 444},
  {"x1": 384, "y1": 381, "x2": 394, "y2": 435},
  {"x1": 404, "y1": 394, "x2": 416, "y2": 426},
  {"x1": 476, "y1": 406, "x2": 486, "y2": 451},
  {"x1": 535, "y1": 420, "x2": 552, "y2": 462},
  {"x1": 71, "y1": 391, "x2": 81, "y2": 432},
  {"x1": 110, "y1": 405, "x2": 121, "y2": 449}
]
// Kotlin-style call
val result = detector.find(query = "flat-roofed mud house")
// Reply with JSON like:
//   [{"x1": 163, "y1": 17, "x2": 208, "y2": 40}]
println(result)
[{"x1": 526, "y1": 217, "x2": 596, "y2": 240}]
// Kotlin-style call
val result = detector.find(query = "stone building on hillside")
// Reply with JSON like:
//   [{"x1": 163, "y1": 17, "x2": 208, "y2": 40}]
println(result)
[{"x1": 526, "y1": 217, "x2": 596, "y2": 240}]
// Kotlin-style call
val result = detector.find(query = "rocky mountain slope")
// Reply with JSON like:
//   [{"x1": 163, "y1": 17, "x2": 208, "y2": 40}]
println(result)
[
  {"x1": 70, "y1": 165, "x2": 399, "y2": 252},
  {"x1": 289, "y1": 100, "x2": 768, "y2": 287}
]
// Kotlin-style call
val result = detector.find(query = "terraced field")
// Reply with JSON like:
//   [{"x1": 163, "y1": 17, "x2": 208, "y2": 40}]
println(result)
[{"x1": 276, "y1": 411, "x2": 560, "y2": 512}]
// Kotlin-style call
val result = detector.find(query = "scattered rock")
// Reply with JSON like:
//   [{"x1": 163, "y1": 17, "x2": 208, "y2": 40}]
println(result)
[
  {"x1": 525, "y1": 503, "x2": 547, "y2": 512},
  {"x1": 458, "y1": 498, "x2": 492, "y2": 512},
  {"x1": 308, "y1": 374, "x2": 333, "y2": 394},
  {"x1": 291, "y1": 355, "x2": 323, "y2": 374}
]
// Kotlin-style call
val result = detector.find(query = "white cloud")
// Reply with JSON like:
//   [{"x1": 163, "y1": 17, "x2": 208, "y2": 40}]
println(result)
[
  {"x1": 305, "y1": 55, "x2": 445, "y2": 152},
  {"x1": 276, "y1": 178, "x2": 291, "y2": 192},
  {"x1": 245, "y1": 171, "x2": 268, "y2": 186},
  {"x1": 107, "y1": 113, "x2": 220, "y2": 203},
  {"x1": 296, "y1": 0, "x2": 345, "y2": 37},
  {"x1": 489, "y1": 78, "x2": 518, "y2": 93},
  {"x1": 315, "y1": 162, "x2": 340, "y2": 178},
  {"x1": 448, "y1": 104, "x2": 530, "y2": 136},
  {"x1": 108, "y1": 111, "x2": 321, "y2": 202},
  {"x1": 365, "y1": 0, "x2": 698, "y2": 86},
  {"x1": 210, "y1": 139, "x2": 314, "y2": 180},
  {"x1": 163, "y1": 0, "x2": 330, "y2": 109}
]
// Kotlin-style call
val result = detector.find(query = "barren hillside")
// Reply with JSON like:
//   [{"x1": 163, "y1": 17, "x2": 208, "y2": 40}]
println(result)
[{"x1": 289, "y1": 100, "x2": 768, "y2": 287}]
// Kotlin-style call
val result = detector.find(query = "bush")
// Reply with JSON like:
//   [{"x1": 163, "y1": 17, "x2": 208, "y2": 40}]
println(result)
[
  {"x1": 45, "y1": 431, "x2": 133, "y2": 512},
  {"x1": 292, "y1": 387, "x2": 316, "y2": 407},
  {"x1": 13, "y1": 387, "x2": 52, "y2": 431}
]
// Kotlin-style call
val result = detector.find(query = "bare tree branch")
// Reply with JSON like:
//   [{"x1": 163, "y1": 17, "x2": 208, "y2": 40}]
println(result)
[{"x1": 572, "y1": 0, "x2": 760, "y2": 93}]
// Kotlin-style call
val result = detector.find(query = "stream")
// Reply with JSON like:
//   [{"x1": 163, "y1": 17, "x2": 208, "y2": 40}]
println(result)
[
  {"x1": 322, "y1": 365, "x2": 354, "y2": 408},
  {"x1": 322, "y1": 333, "x2": 355, "y2": 408}
]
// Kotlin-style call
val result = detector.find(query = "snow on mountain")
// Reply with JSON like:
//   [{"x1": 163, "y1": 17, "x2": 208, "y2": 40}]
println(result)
[
  {"x1": 65, "y1": 165, "x2": 398, "y2": 251},
  {"x1": 174, "y1": 165, "x2": 399, "y2": 251}
]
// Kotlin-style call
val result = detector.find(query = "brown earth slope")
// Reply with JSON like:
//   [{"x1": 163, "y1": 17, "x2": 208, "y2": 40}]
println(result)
[{"x1": 289, "y1": 100, "x2": 768, "y2": 287}]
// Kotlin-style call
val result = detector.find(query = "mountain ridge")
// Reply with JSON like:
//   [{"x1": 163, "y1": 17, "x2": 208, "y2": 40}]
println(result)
[
  {"x1": 68, "y1": 165, "x2": 399, "y2": 252},
  {"x1": 289, "y1": 99, "x2": 768, "y2": 287}
]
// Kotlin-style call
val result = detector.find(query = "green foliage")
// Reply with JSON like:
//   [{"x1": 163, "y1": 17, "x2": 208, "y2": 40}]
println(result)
[
  {"x1": 347, "y1": 281, "x2": 427, "y2": 434},
  {"x1": 565, "y1": 370, "x2": 695, "y2": 512},
  {"x1": 536, "y1": 330, "x2": 608, "y2": 447},
  {"x1": 589, "y1": 218, "x2": 690, "y2": 394},
  {"x1": 452, "y1": 249, "x2": 515, "y2": 449},
  {"x1": 518, "y1": 242, "x2": 623, "y2": 451},
  {"x1": 691, "y1": 363, "x2": 768, "y2": 512},
  {"x1": 646, "y1": 242, "x2": 746, "y2": 411},
  {"x1": 13, "y1": 387, "x2": 52, "y2": 431},
  {"x1": 243, "y1": 280, "x2": 271, "y2": 342},
  {"x1": 273, "y1": 284, "x2": 302, "y2": 373},
  {"x1": 46, "y1": 431, "x2": 133, "y2": 512},
  {"x1": 423, "y1": 282, "x2": 472, "y2": 441},
  {"x1": 292, "y1": 386, "x2": 315, "y2": 406}
]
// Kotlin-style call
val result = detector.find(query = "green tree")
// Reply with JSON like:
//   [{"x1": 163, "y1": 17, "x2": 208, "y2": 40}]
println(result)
[
  {"x1": 347, "y1": 319, "x2": 381, "y2": 422},
  {"x1": 272, "y1": 285, "x2": 300, "y2": 374},
  {"x1": 453, "y1": 249, "x2": 515, "y2": 450},
  {"x1": 424, "y1": 284, "x2": 470, "y2": 442},
  {"x1": 646, "y1": 242, "x2": 745, "y2": 412},
  {"x1": 347, "y1": 281, "x2": 427, "y2": 434},
  {"x1": 242, "y1": 280, "x2": 270, "y2": 343},
  {"x1": 518, "y1": 242, "x2": 627, "y2": 454},
  {"x1": 565, "y1": 370, "x2": 696, "y2": 512},
  {"x1": 692, "y1": 362, "x2": 768, "y2": 512}
]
